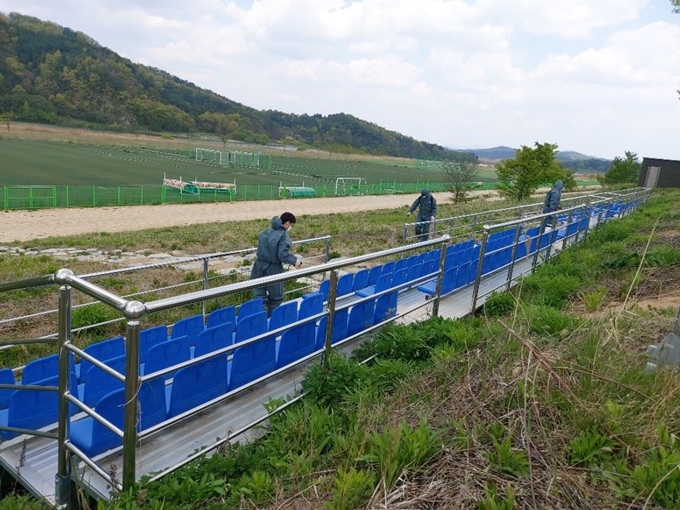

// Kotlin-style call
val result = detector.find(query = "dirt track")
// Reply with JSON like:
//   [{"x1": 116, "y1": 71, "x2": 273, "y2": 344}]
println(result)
[{"x1": 1, "y1": 193, "x2": 473, "y2": 243}]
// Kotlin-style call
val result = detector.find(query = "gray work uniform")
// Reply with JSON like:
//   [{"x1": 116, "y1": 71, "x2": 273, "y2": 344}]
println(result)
[{"x1": 250, "y1": 216, "x2": 298, "y2": 316}]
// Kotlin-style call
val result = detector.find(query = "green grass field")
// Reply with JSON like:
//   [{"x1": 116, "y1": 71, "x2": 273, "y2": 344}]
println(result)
[{"x1": 0, "y1": 139, "x2": 497, "y2": 188}]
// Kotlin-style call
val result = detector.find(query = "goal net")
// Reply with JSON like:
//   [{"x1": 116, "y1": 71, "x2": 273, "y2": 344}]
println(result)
[
  {"x1": 334, "y1": 177, "x2": 367, "y2": 196},
  {"x1": 195, "y1": 148, "x2": 224, "y2": 165}
]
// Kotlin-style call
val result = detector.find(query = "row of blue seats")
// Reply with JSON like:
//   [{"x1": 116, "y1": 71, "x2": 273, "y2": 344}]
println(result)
[
  {"x1": 0, "y1": 292, "x2": 326, "y2": 441},
  {"x1": 0, "y1": 285, "x2": 394, "y2": 449}
]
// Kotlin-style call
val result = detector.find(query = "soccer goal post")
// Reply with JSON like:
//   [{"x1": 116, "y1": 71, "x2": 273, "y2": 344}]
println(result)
[
  {"x1": 334, "y1": 177, "x2": 367, "y2": 196},
  {"x1": 195, "y1": 148, "x2": 224, "y2": 165}
]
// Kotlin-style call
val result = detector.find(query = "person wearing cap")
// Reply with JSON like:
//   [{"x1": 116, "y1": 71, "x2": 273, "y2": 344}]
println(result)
[
  {"x1": 250, "y1": 212, "x2": 302, "y2": 316},
  {"x1": 407, "y1": 188, "x2": 438, "y2": 242}
]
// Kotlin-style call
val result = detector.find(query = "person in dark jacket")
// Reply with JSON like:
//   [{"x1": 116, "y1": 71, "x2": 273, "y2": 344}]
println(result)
[
  {"x1": 250, "y1": 212, "x2": 301, "y2": 316},
  {"x1": 542, "y1": 180, "x2": 564, "y2": 230},
  {"x1": 407, "y1": 188, "x2": 438, "y2": 242}
]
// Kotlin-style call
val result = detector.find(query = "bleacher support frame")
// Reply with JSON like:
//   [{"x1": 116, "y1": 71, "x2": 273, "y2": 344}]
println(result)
[{"x1": 0, "y1": 188, "x2": 650, "y2": 507}]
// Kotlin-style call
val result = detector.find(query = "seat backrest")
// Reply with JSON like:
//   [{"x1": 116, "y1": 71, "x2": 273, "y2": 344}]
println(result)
[
  {"x1": 347, "y1": 301, "x2": 375, "y2": 337},
  {"x1": 80, "y1": 336, "x2": 125, "y2": 382},
  {"x1": 82, "y1": 354, "x2": 127, "y2": 407},
  {"x1": 207, "y1": 305, "x2": 236, "y2": 329},
  {"x1": 406, "y1": 263, "x2": 422, "y2": 283},
  {"x1": 394, "y1": 258, "x2": 409, "y2": 272},
  {"x1": 299, "y1": 292, "x2": 324, "y2": 321},
  {"x1": 455, "y1": 262, "x2": 471, "y2": 289},
  {"x1": 22, "y1": 354, "x2": 59, "y2": 385},
  {"x1": 269, "y1": 301, "x2": 298, "y2": 333},
  {"x1": 0, "y1": 368, "x2": 16, "y2": 410},
  {"x1": 139, "y1": 325, "x2": 169, "y2": 363},
  {"x1": 5, "y1": 379, "x2": 58, "y2": 440},
  {"x1": 235, "y1": 311, "x2": 269, "y2": 345},
  {"x1": 228, "y1": 335, "x2": 277, "y2": 390},
  {"x1": 238, "y1": 298, "x2": 265, "y2": 323},
  {"x1": 319, "y1": 280, "x2": 330, "y2": 301},
  {"x1": 83, "y1": 376, "x2": 167, "y2": 457},
  {"x1": 391, "y1": 268, "x2": 409, "y2": 289},
  {"x1": 352, "y1": 269, "x2": 370, "y2": 292},
  {"x1": 194, "y1": 322, "x2": 235, "y2": 358},
  {"x1": 375, "y1": 273, "x2": 394, "y2": 293},
  {"x1": 171, "y1": 314, "x2": 205, "y2": 343},
  {"x1": 367, "y1": 265, "x2": 382, "y2": 286},
  {"x1": 440, "y1": 267, "x2": 458, "y2": 295},
  {"x1": 336, "y1": 273, "x2": 355, "y2": 297},
  {"x1": 381, "y1": 261, "x2": 395, "y2": 275},
  {"x1": 375, "y1": 290, "x2": 398, "y2": 324},
  {"x1": 277, "y1": 327, "x2": 314, "y2": 369},
  {"x1": 145, "y1": 336, "x2": 192, "y2": 379},
  {"x1": 169, "y1": 355, "x2": 228, "y2": 417},
  {"x1": 315, "y1": 308, "x2": 349, "y2": 349}
]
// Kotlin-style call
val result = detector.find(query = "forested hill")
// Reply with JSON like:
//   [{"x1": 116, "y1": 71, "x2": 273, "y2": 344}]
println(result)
[{"x1": 0, "y1": 12, "x2": 474, "y2": 161}]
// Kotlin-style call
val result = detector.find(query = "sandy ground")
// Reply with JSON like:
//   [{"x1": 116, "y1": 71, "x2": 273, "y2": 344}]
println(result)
[{"x1": 1, "y1": 192, "x2": 477, "y2": 243}]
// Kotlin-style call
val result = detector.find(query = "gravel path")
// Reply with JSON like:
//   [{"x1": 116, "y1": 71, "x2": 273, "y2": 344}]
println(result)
[{"x1": 1, "y1": 193, "x2": 473, "y2": 243}]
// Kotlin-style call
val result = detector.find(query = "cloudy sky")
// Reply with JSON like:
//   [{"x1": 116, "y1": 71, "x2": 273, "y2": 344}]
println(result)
[{"x1": 1, "y1": 0, "x2": 678, "y2": 160}]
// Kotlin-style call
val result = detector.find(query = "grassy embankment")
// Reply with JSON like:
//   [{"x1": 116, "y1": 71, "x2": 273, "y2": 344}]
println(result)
[{"x1": 3, "y1": 189, "x2": 676, "y2": 510}]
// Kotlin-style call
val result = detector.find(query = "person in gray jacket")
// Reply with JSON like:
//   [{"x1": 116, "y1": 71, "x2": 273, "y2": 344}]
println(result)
[
  {"x1": 542, "y1": 180, "x2": 564, "y2": 230},
  {"x1": 407, "y1": 188, "x2": 438, "y2": 242},
  {"x1": 250, "y1": 212, "x2": 301, "y2": 316}
]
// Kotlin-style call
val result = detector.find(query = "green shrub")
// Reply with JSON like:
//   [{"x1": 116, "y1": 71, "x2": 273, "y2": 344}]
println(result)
[
  {"x1": 327, "y1": 468, "x2": 376, "y2": 510},
  {"x1": 71, "y1": 303, "x2": 120, "y2": 336},
  {"x1": 302, "y1": 354, "x2": 369, "y2": 408},
  {"x1": 483, "y1": 291, "x2": 515, "y2": 317},
  {"x1": 524, "y1": 304, "x2": 577, "y2": 337}
]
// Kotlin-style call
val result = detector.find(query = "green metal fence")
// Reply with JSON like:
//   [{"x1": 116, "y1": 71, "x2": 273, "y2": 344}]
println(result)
[
  {"x1": 1, "y1": 181, "x2": 495, "y2": 211},
  {"x1": 0, "y1": 181, "x2": 601, "y2": 211}
]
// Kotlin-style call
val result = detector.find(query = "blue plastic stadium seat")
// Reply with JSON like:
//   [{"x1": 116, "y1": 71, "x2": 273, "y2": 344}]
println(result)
[
  {"x1": 1, "y1": 373, "x2": 78, "y2": 441},
  {"x1": 235, "y1": 310, "x2": 269, "y2": 345},
  {"x1": 171, "y1": 314, "x2": 205, "y2": 345},
  {"x1": 356, "y1": 272, "x2": 393, "y2": 298},
  {"x1": 269, "y1": 301, "x2": 298, "y2": 334},
  {"x1": 139, "y1": 325, "x2": 169, "y2": 363},
  {"x1": 81, "y1": 354, "x2": 127, "y2": 408},
  {"x1": 194, "y1": 323, "x2": 235, "y2": 359},
  {"x1": 352, "y1": 269, "x2": 370, "y2": 293},
  {"x1": 276, "y1": 326, "x2": 316, "y2": 369},
  {"x1": 238, "y1": 298, "x2": 265, "y2": 323},
  {"x1": 375, "y1": 289, "x2": 398, "y2": 324},
  {"x1": 319, "y1": 280, "x2": 330, "y2": 301},
  {"x1": 145, "y1": 336, "x2": 192, "y2": 380},
  {"x1": 417, "y1": 267, "x2": 457, "y2": 297},
  {"x1": 316, "y1": 308, "x2": 349, "y2": 349},
  {"x1": 366, "y1": 265, "x2": 382, "y2": 287},
  {"x1": 336, "y1": 273, "x2": 355, "y2": 297},
  {"x1": 406, "y1": 263, "x2": 423, "y2": 284},
  {"x1": 70, "y1": 376, "x2": 166, "y2": 458},
  {"x1": 168, "y1": 355, "x2": 229, "y2": 418},
  {"x1": 228, "y1": 335, "x2": 276, "y2": 390},
  {"x1": 347, "y1": 300, "x2": 375, "y2": 337},
  {"x1": 78, "y1": 336, "x2": 125, "y2": 383},
  {"x1": 22, "y1": 354, "x2": 59, "y2": 385},
  {"x1": 207, "y1": 305, "x2": 236, "y2": 329},
  {"x1": 299, "y1": 292, "x2": 324, "y2": 321}
]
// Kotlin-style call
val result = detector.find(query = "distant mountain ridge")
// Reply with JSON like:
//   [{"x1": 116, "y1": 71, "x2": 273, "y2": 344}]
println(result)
[
  {"x1": 460, "y1": 146, "x2": 612, "y2": 173},
  {"x1": 0, "y1": 12, "x2": 475, "y2": 162}
]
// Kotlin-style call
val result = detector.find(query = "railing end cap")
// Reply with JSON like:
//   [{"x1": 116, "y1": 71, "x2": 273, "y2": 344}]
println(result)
[
  {"x1": 54, "y1": 269, "x2": 75, "y2": 284},
  {"x1": 124, "y1": 300, "x2": 146, "y2": 319}
]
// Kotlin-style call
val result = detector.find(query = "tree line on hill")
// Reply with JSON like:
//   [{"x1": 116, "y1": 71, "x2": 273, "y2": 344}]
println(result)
[{"x1": 0, "y1": 12, "x2": 475, "y2": 163}]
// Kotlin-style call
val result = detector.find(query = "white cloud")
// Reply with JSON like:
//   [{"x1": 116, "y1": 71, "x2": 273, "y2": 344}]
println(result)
[{"x1": 0, "y1": 0, "x2": 678, "y2": 160}]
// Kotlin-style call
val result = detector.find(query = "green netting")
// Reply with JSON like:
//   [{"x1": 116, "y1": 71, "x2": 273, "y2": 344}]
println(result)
[{"x1": 0, "y1": 181, "x2": 475, "y2": 211}]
